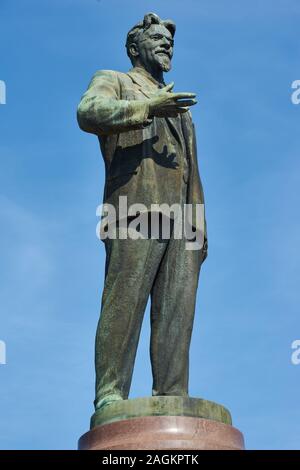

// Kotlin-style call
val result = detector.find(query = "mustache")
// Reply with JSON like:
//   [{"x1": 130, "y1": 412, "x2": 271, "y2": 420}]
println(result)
[{"x1": 155, "y1": 49, "x2": 172, "y2": 59}]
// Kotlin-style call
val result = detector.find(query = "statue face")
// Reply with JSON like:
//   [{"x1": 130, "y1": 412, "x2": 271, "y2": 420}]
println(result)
[{"x1": 137, "y1": 24, "x2": 174, "y2": 72}]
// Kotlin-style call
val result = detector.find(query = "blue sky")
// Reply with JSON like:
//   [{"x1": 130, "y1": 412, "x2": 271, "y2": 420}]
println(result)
[{"x1": 0, "y1": 0, "x2": 299, "y2": 450}]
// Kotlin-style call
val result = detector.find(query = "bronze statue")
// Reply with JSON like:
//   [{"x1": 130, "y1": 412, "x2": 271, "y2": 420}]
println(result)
[{"x1": 77, "y1": 12, "x2": 207, "y2": 414}]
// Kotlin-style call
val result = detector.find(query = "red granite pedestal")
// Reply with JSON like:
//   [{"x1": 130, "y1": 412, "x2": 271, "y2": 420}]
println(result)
[
  {"x1": 79, "y1": 416, "x2": 244, "y2": 450},
  {"x1": 78, "y1": 397, "x2": 245, "y2": 450}
]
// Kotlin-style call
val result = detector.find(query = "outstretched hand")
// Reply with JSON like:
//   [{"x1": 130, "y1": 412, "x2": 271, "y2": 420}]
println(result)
[{"x1": 148, "y1": 82, "x2": 197, "y2": 118}]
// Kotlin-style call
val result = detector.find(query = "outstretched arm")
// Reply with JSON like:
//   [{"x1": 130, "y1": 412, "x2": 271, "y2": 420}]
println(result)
[{"x1": 77, "y1": 71, "x2": 197, "y2": 136}]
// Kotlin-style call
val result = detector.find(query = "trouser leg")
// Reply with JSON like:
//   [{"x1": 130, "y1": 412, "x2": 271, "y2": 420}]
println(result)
[
  {"x1": 94, "y1": 234, "x2": 167, "y2": 410},
  {"x1": 150, "y1": 216, "x2": 202, "y2": 396}
]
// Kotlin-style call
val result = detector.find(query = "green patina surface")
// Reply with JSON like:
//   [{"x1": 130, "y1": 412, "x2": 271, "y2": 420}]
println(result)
[
  {"x1": 78, "y1": 13, "x2": 214, "y2": 420},
  {"x1": 90, "y1": 396, "x2": 232, "y2": 429}
]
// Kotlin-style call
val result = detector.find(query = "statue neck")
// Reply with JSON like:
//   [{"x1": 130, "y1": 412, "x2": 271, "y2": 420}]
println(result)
[{"x1": 134, "y1": 63, "x2": 164, "y2": 87}]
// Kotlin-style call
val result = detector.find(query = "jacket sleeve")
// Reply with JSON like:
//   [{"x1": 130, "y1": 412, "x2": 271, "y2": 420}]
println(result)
[{"x1": 77, "y1": 70, "x2": 151, "y2": 136}]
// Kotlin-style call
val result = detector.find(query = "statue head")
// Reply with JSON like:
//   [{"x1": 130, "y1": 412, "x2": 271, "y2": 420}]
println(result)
[{"x1": 126, "y1": 13, "x2": 176, "y2": 73}]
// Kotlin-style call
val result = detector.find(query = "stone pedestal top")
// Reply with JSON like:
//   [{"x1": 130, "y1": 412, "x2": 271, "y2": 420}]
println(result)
[{"x1": 90, "y1": 396, "x2": 232, "y2": 429}]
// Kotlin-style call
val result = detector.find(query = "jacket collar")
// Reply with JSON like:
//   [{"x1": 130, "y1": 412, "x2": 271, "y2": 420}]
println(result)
[{"x1": 127, "y1": 67, "x2": 165, "y2": 98}]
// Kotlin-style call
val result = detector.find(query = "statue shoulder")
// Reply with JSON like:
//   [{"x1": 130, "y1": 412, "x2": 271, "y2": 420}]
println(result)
[
  {"x1": 88, "y1": 70, "x2": 130, "y2": 91},
  {"x1": 91, "y1": 69, "x2": 128, "y2": 81}
]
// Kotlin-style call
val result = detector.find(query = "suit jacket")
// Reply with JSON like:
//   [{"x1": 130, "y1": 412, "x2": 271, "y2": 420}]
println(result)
[{"x1": 77, "y1": 66, "x2": 207, "y2": 258}]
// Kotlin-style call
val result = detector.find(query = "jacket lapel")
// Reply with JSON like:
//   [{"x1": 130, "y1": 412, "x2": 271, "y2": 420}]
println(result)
[{"x1": 126, "y1": 71, "x2": 153, "y2": 99}]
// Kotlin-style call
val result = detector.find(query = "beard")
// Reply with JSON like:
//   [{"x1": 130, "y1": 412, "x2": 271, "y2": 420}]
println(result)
[{"x1": 155, "y1": 52, "x2": 172, "y2": 72}]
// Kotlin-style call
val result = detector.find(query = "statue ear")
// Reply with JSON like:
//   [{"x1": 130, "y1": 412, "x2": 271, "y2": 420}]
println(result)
[{"x1": 129, "y1": 43, "x2": 139, "y2": 59}]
